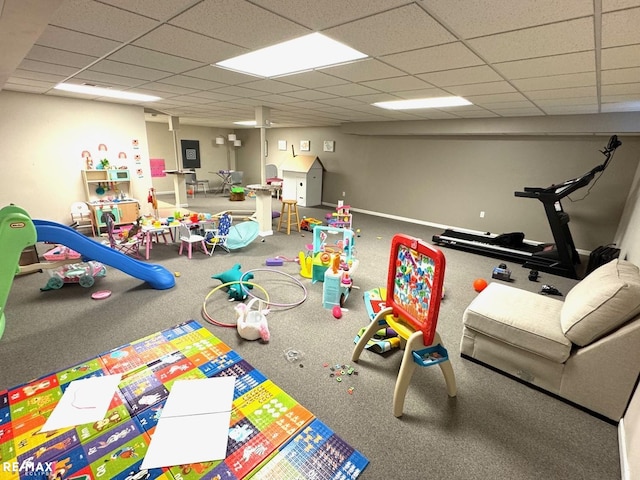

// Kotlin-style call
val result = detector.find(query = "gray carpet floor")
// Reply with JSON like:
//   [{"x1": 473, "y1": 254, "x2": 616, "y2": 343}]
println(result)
[{"x1": 1, "y1": 193, "x2": 620, "y2": 479}]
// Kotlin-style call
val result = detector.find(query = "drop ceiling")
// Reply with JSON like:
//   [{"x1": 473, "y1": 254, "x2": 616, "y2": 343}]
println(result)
[{"x1": 2, "y1": 0, "x2": 640, "y2": 128}]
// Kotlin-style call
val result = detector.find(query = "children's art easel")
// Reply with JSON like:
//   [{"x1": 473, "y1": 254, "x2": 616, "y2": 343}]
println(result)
[{"x1": 352, "y1": 233, "x2": 456, "y2": 417}]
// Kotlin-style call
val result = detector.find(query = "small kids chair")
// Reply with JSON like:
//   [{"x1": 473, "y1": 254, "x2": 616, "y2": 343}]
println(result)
[
  {"x1": 352, "y1": 233, "x2": 457, "y2": 417},
  {"x1": 178, "y1": 223, "x2": 208, "y2": 258}
]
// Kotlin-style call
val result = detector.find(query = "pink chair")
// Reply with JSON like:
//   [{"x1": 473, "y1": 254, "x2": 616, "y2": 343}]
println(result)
[{"x1": 178, "y1": 223, "x2": 208, "y2": 258}]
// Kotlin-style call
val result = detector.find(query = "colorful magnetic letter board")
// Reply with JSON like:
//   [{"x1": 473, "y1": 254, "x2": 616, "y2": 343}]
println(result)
[{"x1": 386, "y1": 234, "x2": 445, "y2": 347}]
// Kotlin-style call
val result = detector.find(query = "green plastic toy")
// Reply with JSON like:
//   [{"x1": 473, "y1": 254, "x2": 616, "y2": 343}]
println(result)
[{"x1": 0, "y1": 205, "x2": 37, "y2": 340}]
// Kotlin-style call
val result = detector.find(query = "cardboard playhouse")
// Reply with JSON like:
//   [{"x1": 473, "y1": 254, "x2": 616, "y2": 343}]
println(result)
[{"x1": 280, "y1": 155, "x2": 323, "y2": 207}]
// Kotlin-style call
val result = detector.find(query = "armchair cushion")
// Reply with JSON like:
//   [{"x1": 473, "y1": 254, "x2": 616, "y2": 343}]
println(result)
[{"x1": 561, "y1": 259, "x2": 640, "y2": 346}]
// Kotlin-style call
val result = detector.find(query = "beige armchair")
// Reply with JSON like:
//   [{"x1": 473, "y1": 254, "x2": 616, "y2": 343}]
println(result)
[{"x1": 460, "y1": 258, "x2": 640, "y2": 422}]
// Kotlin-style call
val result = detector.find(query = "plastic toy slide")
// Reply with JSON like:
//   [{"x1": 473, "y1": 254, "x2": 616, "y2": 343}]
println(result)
[
  {"x1": 34, "y1": 220, "x2": 175, "y2": 290},
  {"x1": 0, "y1": 205, "x2": 38, "y2": 340}
]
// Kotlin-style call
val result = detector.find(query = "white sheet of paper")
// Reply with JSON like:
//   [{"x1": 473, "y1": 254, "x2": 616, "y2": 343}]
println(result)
[
  {"x1": 140, "y1": 411, "x2": 232, "y2": 470},
  {"x1": 141, "y1": 376, "x2": 237, "y2": 470},
  {"x1": 41, "y1": 374, "x2": 122, "y2": 432},
  {"x1": 161, "y1": 376, "x2": 236, "y2": 417}
]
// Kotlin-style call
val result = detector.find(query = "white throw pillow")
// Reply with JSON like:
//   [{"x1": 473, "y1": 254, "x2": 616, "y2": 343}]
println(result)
[{"x1": 561, "y1": 259, "x2": 640, "y2": 346}]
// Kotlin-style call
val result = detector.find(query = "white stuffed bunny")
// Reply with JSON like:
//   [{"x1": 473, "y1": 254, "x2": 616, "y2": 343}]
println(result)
[{"x1": 235, "y1": 299, "x2": 270, "y2": 342}]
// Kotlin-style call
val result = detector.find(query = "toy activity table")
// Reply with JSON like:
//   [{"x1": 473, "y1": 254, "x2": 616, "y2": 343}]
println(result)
[{"x1": 0, "y1": 320, "x2": 368, "y2": 479}]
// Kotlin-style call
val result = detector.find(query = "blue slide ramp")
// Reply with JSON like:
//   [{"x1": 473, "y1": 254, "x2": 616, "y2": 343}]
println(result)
[{"x1": 34, "y1": 220, "x2": 175, "y2": 290}]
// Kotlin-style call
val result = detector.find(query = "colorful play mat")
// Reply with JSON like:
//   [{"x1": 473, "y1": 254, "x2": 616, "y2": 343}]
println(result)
[{"x1": 0, "y1": 320, "x2": 368, "y2": 479}]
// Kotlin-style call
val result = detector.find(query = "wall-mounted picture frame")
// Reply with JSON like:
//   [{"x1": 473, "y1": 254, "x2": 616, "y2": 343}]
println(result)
[
  {"x1": 300, "y1": 140, "x2": 310, "y2": 152},
  {"x1": 278, "y1": 140, "x2": 287, "y2": 151},
  {"x1": 323, "y1": 140, "x2": 335, "y2": 152}
]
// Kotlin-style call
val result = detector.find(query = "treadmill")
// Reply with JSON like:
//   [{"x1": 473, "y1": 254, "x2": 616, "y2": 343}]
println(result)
[{"x1": 432, "y1": 135, "x2": 622, "y2": 279}]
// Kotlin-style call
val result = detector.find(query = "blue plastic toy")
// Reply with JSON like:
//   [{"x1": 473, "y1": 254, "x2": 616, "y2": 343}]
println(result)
[{"x1": 211, "y1": 263, "x2": 254, "y2": 301}]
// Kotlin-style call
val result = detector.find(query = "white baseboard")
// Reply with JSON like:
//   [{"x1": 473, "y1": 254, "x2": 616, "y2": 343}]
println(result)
[
  {"x1": 619, "y1": 418, "x2": 630, "y2": 480},
  {"x1": 321, "y1": 202, "x2": 591, "y2": 255}
]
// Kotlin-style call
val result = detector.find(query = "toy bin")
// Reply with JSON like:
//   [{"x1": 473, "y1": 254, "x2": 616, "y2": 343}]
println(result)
[{"x1": 412, "y1": 344, "x2": 449, "y2": 367}]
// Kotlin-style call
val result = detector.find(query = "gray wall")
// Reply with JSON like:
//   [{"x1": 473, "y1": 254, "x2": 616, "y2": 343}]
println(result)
[{"x1": 236, "y1": 127, "x2": 639, "y2": 252}]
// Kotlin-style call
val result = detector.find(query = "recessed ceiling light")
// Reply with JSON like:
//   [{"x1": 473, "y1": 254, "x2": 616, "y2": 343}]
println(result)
[
  {"x1": 54, "y1": 83, "x2": 161, "y2": 102},
  {"x1": 373, "y1": 97, "x2": 472, "y2": 110},
  {"x1": 216, "y1": 32, "x2": 367, "y2": 78}
]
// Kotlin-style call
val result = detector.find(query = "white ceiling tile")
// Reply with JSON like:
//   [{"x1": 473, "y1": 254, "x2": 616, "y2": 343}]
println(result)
[
  {"x1": 601, "y1": 93, "x2": 640, "y2": 102},
  {"x1": 525, "y1": 86, "x2": 597, "y2": 100},
  {"x1": 9, "y1": 70, "x2": 66, "y2": 86},
  {"x1": 317, "y1": 83, "x2": 379, "y2": 97},
  {"x1": 282, "y1": 90, "x2": 338, "y2": 101},
  {"x1": 468, "y1": 18, "x2": 594, "y2": 63},
  {"x1": 322, "y1": 59, "x2": 405, "y2": 83},
  {"x1": 417, "y1": 66, "x2": 503, "y2": 87},
  {"x1": 602, "y1": 7, "x2": 640, "y2": 47},
  {"x1": 185, "y1": 66, "x2": 257, "y2": 85},
  {"x1": 465, "y1": 92, "x2": 530, "y2": 104},
  {"x1": 98, "y1": 0, "x2": 197, "y2": 21},
  {"x1": 156, "y1": 75, "x2": 226, "y2": 91},
  {"x1": 424, "y1": 0, "x2": 592, "y2": 38},
  {"x1": 513, "y1": 72, "x2": 596, "y2": 91},
  {"x1": 251, "y1": 0, "x2": 412, "y2": 30},
  {"x1": 89, "y1": 60, "x2": 170, "y2": 81},
  {"x1": 494, "y1": 52, "x2": 595, "y2": 80},
  {"x1": 602, "y1": 0, "x2": 640, "y2": 12},
  {"x1": 4, "y1": 80, "x2": 50, "y2": 93},
  {"x1": 35, "y1": 26, "x2": 121, "y2": 57},
  {"x1": 138, "y1": 82, "x2": 197, "y2": 96},
  {"x1": 601, "y1": 45, "x2": 640, "y2": 69},
  {"x1": 49, "y1": 0, "x2": 159, "y2": 42},
  {"x1": 446, "y1": 81, "x2": 516, "y2": 96},
  {"x1": 169, "y1": 0, "x2": 309, "y2": 50},
  {"x1": 602, "y1": 67, "x2": 640, "y2": 84},
  {"x1": 134, "y1": 25, "x2": 247, "y2": 64},
  {"x1": 106, "y1": 46, "x2": 203, "y2": 73},
  {"x1": 325, "y1": 4, "x2": 455, "y2": 56},
  {"x1": 602, "y1": 83, "x2": 640, "y2": 95},
  {"x1": 540, "y1": 104, "x2": 599, "y2": 114},
  {"x1": 238, "y1": 79, "x2": 303, "y2": 94},
  {"x1": 490, "y1": 107, "x2": 545, "y2": 117},
  {"x1": 534, "y1": 96, "x2": 599, "y2": 106},
  {"x1": 26, "y1": 45, "x2": 97, "y2": 69},
  {"x1": 360, "y1": 76, "x2": 433, "y2": 92},
  {"x1": 278, "y1": 71, "x2": 348, "y2": 89},
  {"x1": 395, "y1": 87, "x2": 452, "y2": 99},
  {"x1": 16, "y1": 59, "x2": 78, "y2": 77},
  {"x1": 382, "y1": 43, "x2": 484, "y2": 74},
  {"x1": 73, "y1": 71, "x2": 148, "y2": 88}
]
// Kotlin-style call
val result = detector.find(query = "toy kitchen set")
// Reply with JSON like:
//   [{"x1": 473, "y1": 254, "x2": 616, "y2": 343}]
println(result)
[{"x1": 82, "y1": 168, "x2": 140, "y2": 232}]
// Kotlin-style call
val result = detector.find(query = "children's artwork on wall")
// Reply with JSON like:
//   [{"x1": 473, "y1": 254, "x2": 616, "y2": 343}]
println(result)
[
  {"x1": 323, "y1": 140, "x2": 335, "y2": 152},
  {"x1": 150, "y1": 158, "x2": 166, "y2": 177},
  {"x1": 300, "y1": 140, "x2": 310, "y2": 152},
  {"x1": 278, "y1": 140, "x2": 287, "y2": 151}
]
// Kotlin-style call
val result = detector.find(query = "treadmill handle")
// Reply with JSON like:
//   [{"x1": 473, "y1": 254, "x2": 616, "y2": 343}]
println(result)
[{"x1": 515, "y1": 190, "x2": 538, "y2": 198}]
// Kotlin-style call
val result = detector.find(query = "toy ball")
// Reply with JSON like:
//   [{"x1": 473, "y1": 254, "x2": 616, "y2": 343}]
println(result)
[
  {"x1": 473, "y1": 278, "x2": 488, "y2": 292},
  {"x1": 332, "y1": 305, "x2": 343, "y2": 319}
]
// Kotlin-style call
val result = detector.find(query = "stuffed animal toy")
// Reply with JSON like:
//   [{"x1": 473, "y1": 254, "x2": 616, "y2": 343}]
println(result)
[
  {"x1": 235, "y1": 299, "x2": 270, "y2": 342},
  {"x1": 211, "y1": 263, "x2": 254, "y2": 301}
]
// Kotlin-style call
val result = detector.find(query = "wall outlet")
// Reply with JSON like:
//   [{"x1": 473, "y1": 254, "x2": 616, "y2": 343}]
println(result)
[
  {"x1": 480, "y1": 211, "x2": 485, "y2": 218},
  {"x1": 342, "y1": 191, "x2": 346, "y2": 197}
]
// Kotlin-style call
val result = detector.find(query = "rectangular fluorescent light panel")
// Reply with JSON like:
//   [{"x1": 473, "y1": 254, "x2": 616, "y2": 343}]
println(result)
[
  {"x1": 234, "y1": 120, "x2": 256, "y2": 126},
  {"x1": 54, "y1": 83, "x2": 161, "y2": 102},
  {"x1": 373, "y1": 97, "x2": 472, "y2": 110},
  {"x1": 216, "y1": 32, "x2": 367, "y2": 78}
]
